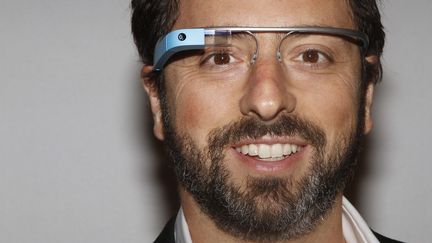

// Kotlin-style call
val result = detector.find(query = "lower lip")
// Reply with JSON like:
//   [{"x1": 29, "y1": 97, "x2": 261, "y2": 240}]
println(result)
[{"x1": 231, "y1": 146, "x2": 307, "y2": 173}]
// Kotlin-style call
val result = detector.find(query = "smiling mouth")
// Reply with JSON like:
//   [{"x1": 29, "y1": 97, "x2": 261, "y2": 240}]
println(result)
[{"x1": 235, "y1": 143, "x2": 303, "y2": 161}]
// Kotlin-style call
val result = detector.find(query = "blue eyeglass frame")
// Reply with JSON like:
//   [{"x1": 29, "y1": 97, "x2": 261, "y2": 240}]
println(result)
[{"x1": 152, "y1": 27, "x2": 369, "y2": 72}]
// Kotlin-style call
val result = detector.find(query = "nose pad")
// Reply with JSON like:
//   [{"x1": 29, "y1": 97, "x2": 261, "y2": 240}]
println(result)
[{"x1": 239, "y1": 60, "x2": 296, "y2": 121}]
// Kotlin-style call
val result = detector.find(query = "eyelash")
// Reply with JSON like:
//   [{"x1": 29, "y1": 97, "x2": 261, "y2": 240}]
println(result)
[
  {"x1": 200, "y1": 49, "x2": 234, "y2": 65},
  {"x1": 292, "y1": 48, "x2": 334, "y2": 69}
]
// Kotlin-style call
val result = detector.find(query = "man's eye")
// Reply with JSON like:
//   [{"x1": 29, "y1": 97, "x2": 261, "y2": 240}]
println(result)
[
  {"x1": 211, "y1": 52, "x2": 231, "y2": 65},
  {"x1": 300, "y1": 49, "x2": 329, "y2": 64}
]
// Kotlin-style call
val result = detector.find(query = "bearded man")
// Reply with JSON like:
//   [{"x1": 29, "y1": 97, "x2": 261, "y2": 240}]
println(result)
[{"x1": 131, "y1": 0, "x2": 402, "y2": 242}]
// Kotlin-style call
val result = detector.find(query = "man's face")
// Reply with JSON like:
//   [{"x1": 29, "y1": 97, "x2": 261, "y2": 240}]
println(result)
[{"x1": 147, "y1": 0, "x2": 374, "y2": 241}]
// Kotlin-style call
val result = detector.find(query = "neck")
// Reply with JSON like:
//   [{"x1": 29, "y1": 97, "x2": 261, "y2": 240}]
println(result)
[{"x1": 179, "y1": 188, "x2": 346, "y2": 243}]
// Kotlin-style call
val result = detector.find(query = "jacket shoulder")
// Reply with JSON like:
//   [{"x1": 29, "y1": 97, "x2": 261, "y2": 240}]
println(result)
[
  {"x1": 154, "y1": 217, "x2": 176, "y2": 243},
  {"x1": 373, "y1": 231, "x2": 405, "y2": 243}
]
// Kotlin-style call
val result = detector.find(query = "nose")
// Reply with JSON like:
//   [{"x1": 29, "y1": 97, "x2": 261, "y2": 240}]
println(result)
[{"x1": 239, "y1": 59, "x2": 296, "y2": 121}]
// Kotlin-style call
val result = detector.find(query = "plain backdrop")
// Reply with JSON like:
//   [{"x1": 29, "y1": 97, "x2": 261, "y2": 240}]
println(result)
[{"x1": 1, "y1": 1, "x2": 430, "y2": 242}]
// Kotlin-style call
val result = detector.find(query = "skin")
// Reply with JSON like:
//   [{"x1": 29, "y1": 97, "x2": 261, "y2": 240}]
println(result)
[{"x1": 142, "y1": 0, "x2": 377, "y2": 242}]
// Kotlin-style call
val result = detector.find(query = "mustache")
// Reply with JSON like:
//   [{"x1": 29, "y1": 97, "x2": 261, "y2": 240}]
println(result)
[{"x1": 207, "y1": 114, "x2": 327, "y2": 151}]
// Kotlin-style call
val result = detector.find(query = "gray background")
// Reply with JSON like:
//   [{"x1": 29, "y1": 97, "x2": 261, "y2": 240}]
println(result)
[{"x1": 0, "y1": 1, "x2": 429, "y2": 242}]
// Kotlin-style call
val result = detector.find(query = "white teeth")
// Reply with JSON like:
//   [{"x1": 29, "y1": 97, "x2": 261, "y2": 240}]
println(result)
[
  {"x1": 241, "y1": 145, "x2": 248, "y2": 154},
  {"x1": 236, "y1": 143, "x2": 301, "y2": 159},
  {"x1": 283, "y1": 144, "x2": 292, "y2": 155},
  {"x1": 291, "y1": 144, "x2": 298, "y2": 153},
  {"x1": 258, "y1": 144, "x2": 271, "y2": 159},
  {"x1": 248, "y1": 144, "x2": 258, "y2": 156},
  {"x1": 271, "y1": 144, "x2": 283, "y2": 158}
]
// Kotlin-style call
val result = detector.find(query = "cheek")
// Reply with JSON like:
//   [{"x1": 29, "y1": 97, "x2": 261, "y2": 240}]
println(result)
[
  {"x1": 176, "y1": 92, "x2": 209, "y2": 130},
  {"x1": 321, "y1": 95, "x2": 358, "y2": 133},
  {"x1": 165, "y1": 69, "x2": 241, "y2": 146},
  {"x1": 176, "y1": 93, "x2": 239, "y2": 147},
  {"x1": 298, "y1": 74, "x2": 360, "y2": 143}
]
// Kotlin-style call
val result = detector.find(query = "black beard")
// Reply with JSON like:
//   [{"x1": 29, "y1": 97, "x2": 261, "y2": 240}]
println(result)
[{"x1": 161, "y1": 110, "x2": 363, "y2": 242}]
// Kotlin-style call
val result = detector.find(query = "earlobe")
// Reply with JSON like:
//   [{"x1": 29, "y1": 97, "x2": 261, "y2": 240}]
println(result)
[{"x1": 141, "y1": 65, "x2": 165, "y2": 140}]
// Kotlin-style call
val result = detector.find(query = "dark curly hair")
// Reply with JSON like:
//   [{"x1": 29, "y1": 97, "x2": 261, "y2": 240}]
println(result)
[{"x1": 131, "y1": 0, "x2": 385, "y2": 84}]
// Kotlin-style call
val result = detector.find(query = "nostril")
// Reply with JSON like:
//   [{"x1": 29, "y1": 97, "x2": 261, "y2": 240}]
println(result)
[
  {"x1": 240, "y1": 90, "x2": 297, "y2": 121},
  {"x1": 244, "y1": 98, "x2": 286, "y2": 121},
  {"x1": 255, "y1": 105, "x2": 286, "y2": 121}
]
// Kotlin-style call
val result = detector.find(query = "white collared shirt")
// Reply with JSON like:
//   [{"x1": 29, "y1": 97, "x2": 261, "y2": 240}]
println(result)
[{"x1": 174, "y1": 197, "x2": 379, "y2": 243}]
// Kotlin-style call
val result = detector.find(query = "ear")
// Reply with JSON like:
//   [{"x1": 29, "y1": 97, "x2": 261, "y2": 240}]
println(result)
[
  {"x1": 141, "y1": 65, "x2": 165, "y2": 140},
  {"x1": 363, "y1": 81, "x2": 375, "y2": 134},
  {"x1": 363, "y1": 55, "x2": 378, "y2": 134}
]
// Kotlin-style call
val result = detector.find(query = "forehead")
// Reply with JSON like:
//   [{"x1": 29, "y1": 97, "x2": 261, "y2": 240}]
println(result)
[{"x1": 173, "y1": 0, "x2": 355, "y2": 30}]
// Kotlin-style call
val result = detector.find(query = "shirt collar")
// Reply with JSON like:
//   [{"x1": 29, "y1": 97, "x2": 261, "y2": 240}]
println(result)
[
  {"x1": 175, "y1": 196, "x2": 379, "y2": 243},
  {"x1": 342, "y1": 197, "x2": 380, "y2": 243},
  {"x1": 174, "y1": 207, "x2": 193, "y2": 243}
]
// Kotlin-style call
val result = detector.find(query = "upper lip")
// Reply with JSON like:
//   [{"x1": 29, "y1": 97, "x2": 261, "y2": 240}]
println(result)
[{"x1": 230, "y1": 134, "x2": 307, "y2": 147}]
